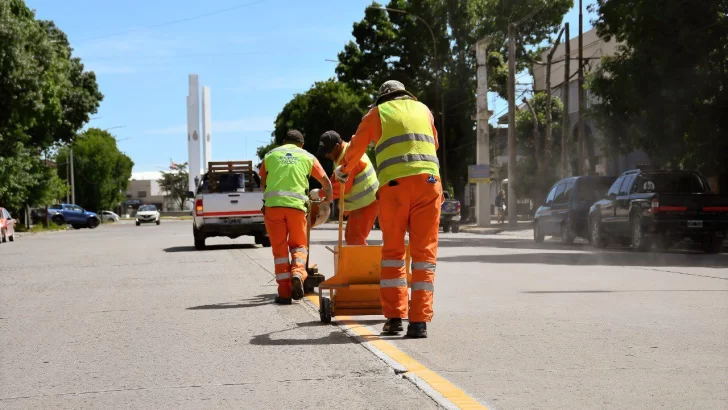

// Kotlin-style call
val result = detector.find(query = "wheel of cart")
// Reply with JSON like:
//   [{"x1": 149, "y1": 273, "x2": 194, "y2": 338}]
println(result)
[{"x1": 317, "y1": 184, "x2": 411, "y2": 323}]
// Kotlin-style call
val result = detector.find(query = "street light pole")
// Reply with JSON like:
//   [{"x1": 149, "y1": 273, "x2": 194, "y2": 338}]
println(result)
[
  {"x1": 70, "y1": 148, "x2": 75, "y2": 204},
  {"x1": 367, "y1": 6, "x2": 447, "y2": 187}
]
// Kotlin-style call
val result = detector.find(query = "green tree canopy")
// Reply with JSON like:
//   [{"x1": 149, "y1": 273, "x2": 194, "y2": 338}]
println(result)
[
  {"x1": 158, "y1": 162, "x2": 189, "y2": 211},
  {"x1": 56, "y1": 129, "x2": 133, "y2": 212},
  {"x1": 589, "y1": 0, "x2": 728, "y2": 177},
  {"x1": 0, "y1": 0, "x2": 102, "y2": 213},
  {"x1": 335, "y1": 0, "x2": 571, "y2": 198}
]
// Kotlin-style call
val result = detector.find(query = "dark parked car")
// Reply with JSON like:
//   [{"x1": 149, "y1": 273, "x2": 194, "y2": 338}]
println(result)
[
  {"x1": 533, "y1": 176, "x2": 617, "y2": 244},
  {"x1": 588, "y1": 168, "x2": 728, "y2": 253}
]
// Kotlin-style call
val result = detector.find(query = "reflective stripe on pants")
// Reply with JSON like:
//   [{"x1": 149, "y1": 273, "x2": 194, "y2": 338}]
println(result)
[
  {"x1": 378, "y1": 174, "x2": 441, "y2": 322},
  {"x1": 264, "y1": 207, "x2": 309, "y2": 298}
]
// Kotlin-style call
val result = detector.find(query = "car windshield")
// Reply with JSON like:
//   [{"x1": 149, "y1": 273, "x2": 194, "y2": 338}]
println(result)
[
  {"x1": 139, "y1": 205, "x2": 157, "y2": 212},
  {"x1": 641, "y1": 173, "x2": 708, "y2": 194}
]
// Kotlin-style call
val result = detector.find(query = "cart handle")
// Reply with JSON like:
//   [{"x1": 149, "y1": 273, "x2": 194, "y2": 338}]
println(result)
[{"x1": 337, "y1": 182, "x2": 345, "y2": 252}]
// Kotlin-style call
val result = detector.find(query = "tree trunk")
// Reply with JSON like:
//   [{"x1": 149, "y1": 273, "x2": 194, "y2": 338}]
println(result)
[
  {"x1": 545, "y1": 27, "x2": 565, "y2": 167},
  {"x1": 523, "y1": 98, "x2": 542, "y2": 171}
]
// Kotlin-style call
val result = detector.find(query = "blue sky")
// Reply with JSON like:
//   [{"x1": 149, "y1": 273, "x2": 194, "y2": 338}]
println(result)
[{"x1": 27, "y1": 0, "x2": 595, "y2": 179}]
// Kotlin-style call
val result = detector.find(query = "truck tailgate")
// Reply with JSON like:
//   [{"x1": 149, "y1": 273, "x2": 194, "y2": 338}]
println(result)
[{"x1": 201, "y1": 192, "x2": 263, "y2": 218}]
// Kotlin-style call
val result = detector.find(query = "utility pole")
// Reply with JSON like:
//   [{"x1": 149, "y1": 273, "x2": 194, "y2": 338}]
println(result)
[
  {"x1": 66, "y1": 153, "x2": 70, "y2": 203},
  {"x1": 475, "y1": 36, "x2": 492, "y2": 227},
  {"x1": 507, "y1": 23, "x2": 517, "y2": 227},
  {"x1": 562, "y1": 23, "x2": 570, "y2": 178},
  {"x1": 577, "y1": 0, "x2": 586, "y2": 175},
  {"x1": 70, "y1": 148, "x2": 75, "y2": 204}
]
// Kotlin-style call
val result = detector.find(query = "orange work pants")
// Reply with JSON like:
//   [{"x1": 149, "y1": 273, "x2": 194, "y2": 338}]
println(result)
[
  {"x1": 378, "y1": 173, "x2": 442, "y2": 322},
  {"x1": 264, "y1": 207, "x2": 309, "y2": 298},
  {"x1": 345, "y1": 200, "x2": 379, "y2": 245}
]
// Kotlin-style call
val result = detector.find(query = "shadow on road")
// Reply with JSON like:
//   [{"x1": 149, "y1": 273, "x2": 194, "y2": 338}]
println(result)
[
  {"x1": 187, "y1": 294, "x2": 275, "y2": 310},
  {"x1": 438, "y1": 250, "x2": 728, "y2": 269},
  {"x1": 250, "y1": 322, "x2": 357, "y2": 346},
  {"x1": 164, "y1": 244, "x2": 258, "y2": 253},
  {"x1": 523, "y1": 289, "x2": 728, "y2": 294}
]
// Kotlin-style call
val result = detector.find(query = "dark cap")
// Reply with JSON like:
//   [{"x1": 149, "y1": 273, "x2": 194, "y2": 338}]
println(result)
[
  {"x1": 317, "y1": 131, "x2": 342, "y2": 158},
  {"x1": 284, "y1": 130, "x2": 305, "y2": 144}
]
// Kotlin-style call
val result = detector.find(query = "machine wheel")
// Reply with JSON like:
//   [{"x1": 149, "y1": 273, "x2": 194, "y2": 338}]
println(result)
[
  {"x1": 533, "y1": 221, "x2": 545, "y2": 243},
  {"x1": 703, "y1": 237, "x2": 724, "y2": 254},
  {"x1": 452, "y1": 224, "x2": 460, "y2": 233},
  {"x1": 560, "y1": 223, "x2": 575, "y2": 245},
  {"x1": 631, "y1": 214, "x2": 651, "y2": 252},
  {"x1": 590, "y1": 217, "x2": 606, "y2": 248},
  {"x1": 319, "y1": 297, "x2": 333, "y2": 324}
]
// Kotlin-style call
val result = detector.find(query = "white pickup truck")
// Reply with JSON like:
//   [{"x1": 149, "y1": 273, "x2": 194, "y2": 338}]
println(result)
[{"x1": 188, "y1": 161, "x2": 269, "y2": 250}]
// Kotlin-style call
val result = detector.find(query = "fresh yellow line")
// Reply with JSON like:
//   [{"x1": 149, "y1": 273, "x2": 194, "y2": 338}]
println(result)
[{"x1": 304, "y1": 295, "x2": 487, "y2": 409}]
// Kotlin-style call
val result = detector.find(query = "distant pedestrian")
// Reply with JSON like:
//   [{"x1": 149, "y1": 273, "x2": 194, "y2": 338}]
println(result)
[{"x1": 495, "y1": 190, "x2": 506, "y2": 224}]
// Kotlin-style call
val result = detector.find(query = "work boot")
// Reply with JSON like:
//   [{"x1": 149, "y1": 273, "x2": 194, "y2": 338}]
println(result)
[
  {"x1": 274, "y1": 296, "x2": 292, "y2": 305},
  {"x1": 291, "y1": 276, "x2": 304, "y2": 300},
  {"x1": 382, "y1": 318, "x2": 403, "y2": 334},
  {"x1": 406, "y1": 322, "x2": 427, "y2": 338}
]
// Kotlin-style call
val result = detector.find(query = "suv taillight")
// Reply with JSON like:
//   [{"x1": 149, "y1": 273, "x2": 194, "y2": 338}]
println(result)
[
  {"x1": 651, "y1": 198, "x2": 659, "y2": 214},
  {"x1": 455, "y1": 202, "x2": 461, "y2": 214},
  {"x1": 195, "y1": 198, "x2": 203, "y2": 216}
]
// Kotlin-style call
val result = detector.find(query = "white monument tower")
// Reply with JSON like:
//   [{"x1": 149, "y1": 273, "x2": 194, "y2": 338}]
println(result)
[
  {"x1": 187, "y1": 74, "x2": 201, "y2": 192},
  {"x1": 201, "y1": 86, "x2": 212, "y2": 170}
]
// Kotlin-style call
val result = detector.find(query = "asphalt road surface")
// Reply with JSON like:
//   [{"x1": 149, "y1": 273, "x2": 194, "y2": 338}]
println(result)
[{"x1": 2, "y1": 221, "x2": 727, "y2": 409}]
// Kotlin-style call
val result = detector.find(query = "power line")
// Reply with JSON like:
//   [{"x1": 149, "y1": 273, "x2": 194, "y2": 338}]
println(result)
[{"x1": 77, "y1": 0, "x2": 268, "y2": 43}]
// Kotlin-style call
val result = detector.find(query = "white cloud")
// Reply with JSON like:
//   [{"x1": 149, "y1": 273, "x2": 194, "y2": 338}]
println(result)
[{"x1": 144, "y1": 116, "x2": 274, "y2": 135}]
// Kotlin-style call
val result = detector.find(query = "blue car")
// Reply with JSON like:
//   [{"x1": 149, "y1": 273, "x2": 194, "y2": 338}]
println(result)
[{"x1": 48, "y1": 204, "x2": 101, "y2": 229}]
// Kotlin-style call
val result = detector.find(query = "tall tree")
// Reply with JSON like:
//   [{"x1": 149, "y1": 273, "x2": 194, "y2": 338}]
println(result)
[
  {"x1": 56, "y1": 129, "x2": 133, "y2": 212},
  {"x1": 158, "y1": 162, "x2": 189, "y2": 211},
  {"x1": 589, "y1": 0, "x2": 728, "y2": 178},
  {"x1": 335, "y1": 0, "x2": 571, "y2": 199},
  {"x1": 0, "y1": 0, "x2": 102, "y2": 213}
]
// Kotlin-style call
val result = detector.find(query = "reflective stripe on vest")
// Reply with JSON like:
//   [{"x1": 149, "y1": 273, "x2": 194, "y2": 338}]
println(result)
[
  {"x1": 335, "y1": 143, "x2": 379, "y2": 212},
  {"x1": 375, "y1": 99, "x2": 440, "y2": 186},
  {"x1": 263, "y1": 144, "x2": 315, "y2": 211}
]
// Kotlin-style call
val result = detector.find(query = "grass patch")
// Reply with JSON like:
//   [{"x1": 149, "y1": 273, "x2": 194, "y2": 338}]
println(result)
[{"x1": 15, "y1": 223, "x2": 67, "y2": 233}]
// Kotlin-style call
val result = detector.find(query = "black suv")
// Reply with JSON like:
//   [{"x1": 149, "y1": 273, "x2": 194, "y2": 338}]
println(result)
[
  {"x1": 588, "y1": 168, "x2": 728, "y2": 253},
  {"x1": 533, "y1": 176, "x2": 617, "y2": 244}
]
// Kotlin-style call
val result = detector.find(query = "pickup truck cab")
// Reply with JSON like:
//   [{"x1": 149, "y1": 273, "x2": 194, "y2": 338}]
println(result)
[
  {"x1": 588, "y1": 168, "x2": 727, "y2": 253},
  {"x1": 189, "y1": 161, "x2": 269, "y2": 250}
]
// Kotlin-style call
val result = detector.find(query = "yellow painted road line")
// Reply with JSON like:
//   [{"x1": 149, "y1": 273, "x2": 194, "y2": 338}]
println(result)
[{"x1": 304, "y1": 295, "x2": 487, "y2": 409}]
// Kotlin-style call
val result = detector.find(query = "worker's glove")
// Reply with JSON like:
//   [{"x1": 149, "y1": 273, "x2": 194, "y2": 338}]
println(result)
[
  {"x1": 334, "y1": 166, "x2": 349, "y2": 183},
  {"x1": 308, "y1": 189, "x2": 324, "y2": 201}
]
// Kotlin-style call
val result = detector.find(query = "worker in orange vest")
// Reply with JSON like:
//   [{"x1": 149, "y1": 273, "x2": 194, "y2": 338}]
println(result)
[
  {"x1": 312, "y1": 131, "x2": 379, "y2": 245},
  {"x1": 260, "y1": 130, "x2": 332, "y2": 305},
  {"x1": 335, "y1": 81, "x2": 442, "y2": 338}
]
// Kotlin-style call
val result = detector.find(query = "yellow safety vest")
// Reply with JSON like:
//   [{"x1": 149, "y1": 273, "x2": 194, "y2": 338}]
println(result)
[
  {"x1": 335, "y1": 142, "x2": 379, "y2": 211},
  {"x1": 263, "y1": 144, "x2": 314, "y2": 211},
  {"x1": 375, "y1": 99, "x2": 440, "y2": 186}
]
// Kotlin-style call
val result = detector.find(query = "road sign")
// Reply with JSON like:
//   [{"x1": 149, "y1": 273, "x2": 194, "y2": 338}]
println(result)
[{"x1": 468, "y1": 164, "x2": 491, "y2": 184}]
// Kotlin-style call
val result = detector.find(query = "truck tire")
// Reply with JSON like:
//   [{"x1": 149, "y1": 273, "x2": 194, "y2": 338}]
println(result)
[
  {"x1": 193, "y1": 226, "x2": 206, "y2": 250},
  {"x1": 703, "y1": 237, "x2": 724, "y2": 254},
  {"x1": 590, "y1": 217, "x2": 606, "y2": 248},
  {"x1": 631, "y1": 213, "x2": 651, "y2": 252},
  {"x1": 255, "y1": 234, "x2": 271, "y2": 247},
  {"x1": 88, "y1": 217, "x2": 99, "y2": 229},
  {"x1": 534, "y1": 220, "x2": 545, "y2": 243},
  {"x1": 560, "y1": 223, "x2": 575, "y2": 245},
  {"x1": 52, "y1": 215, "x2": 64, "y2": 226}
]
